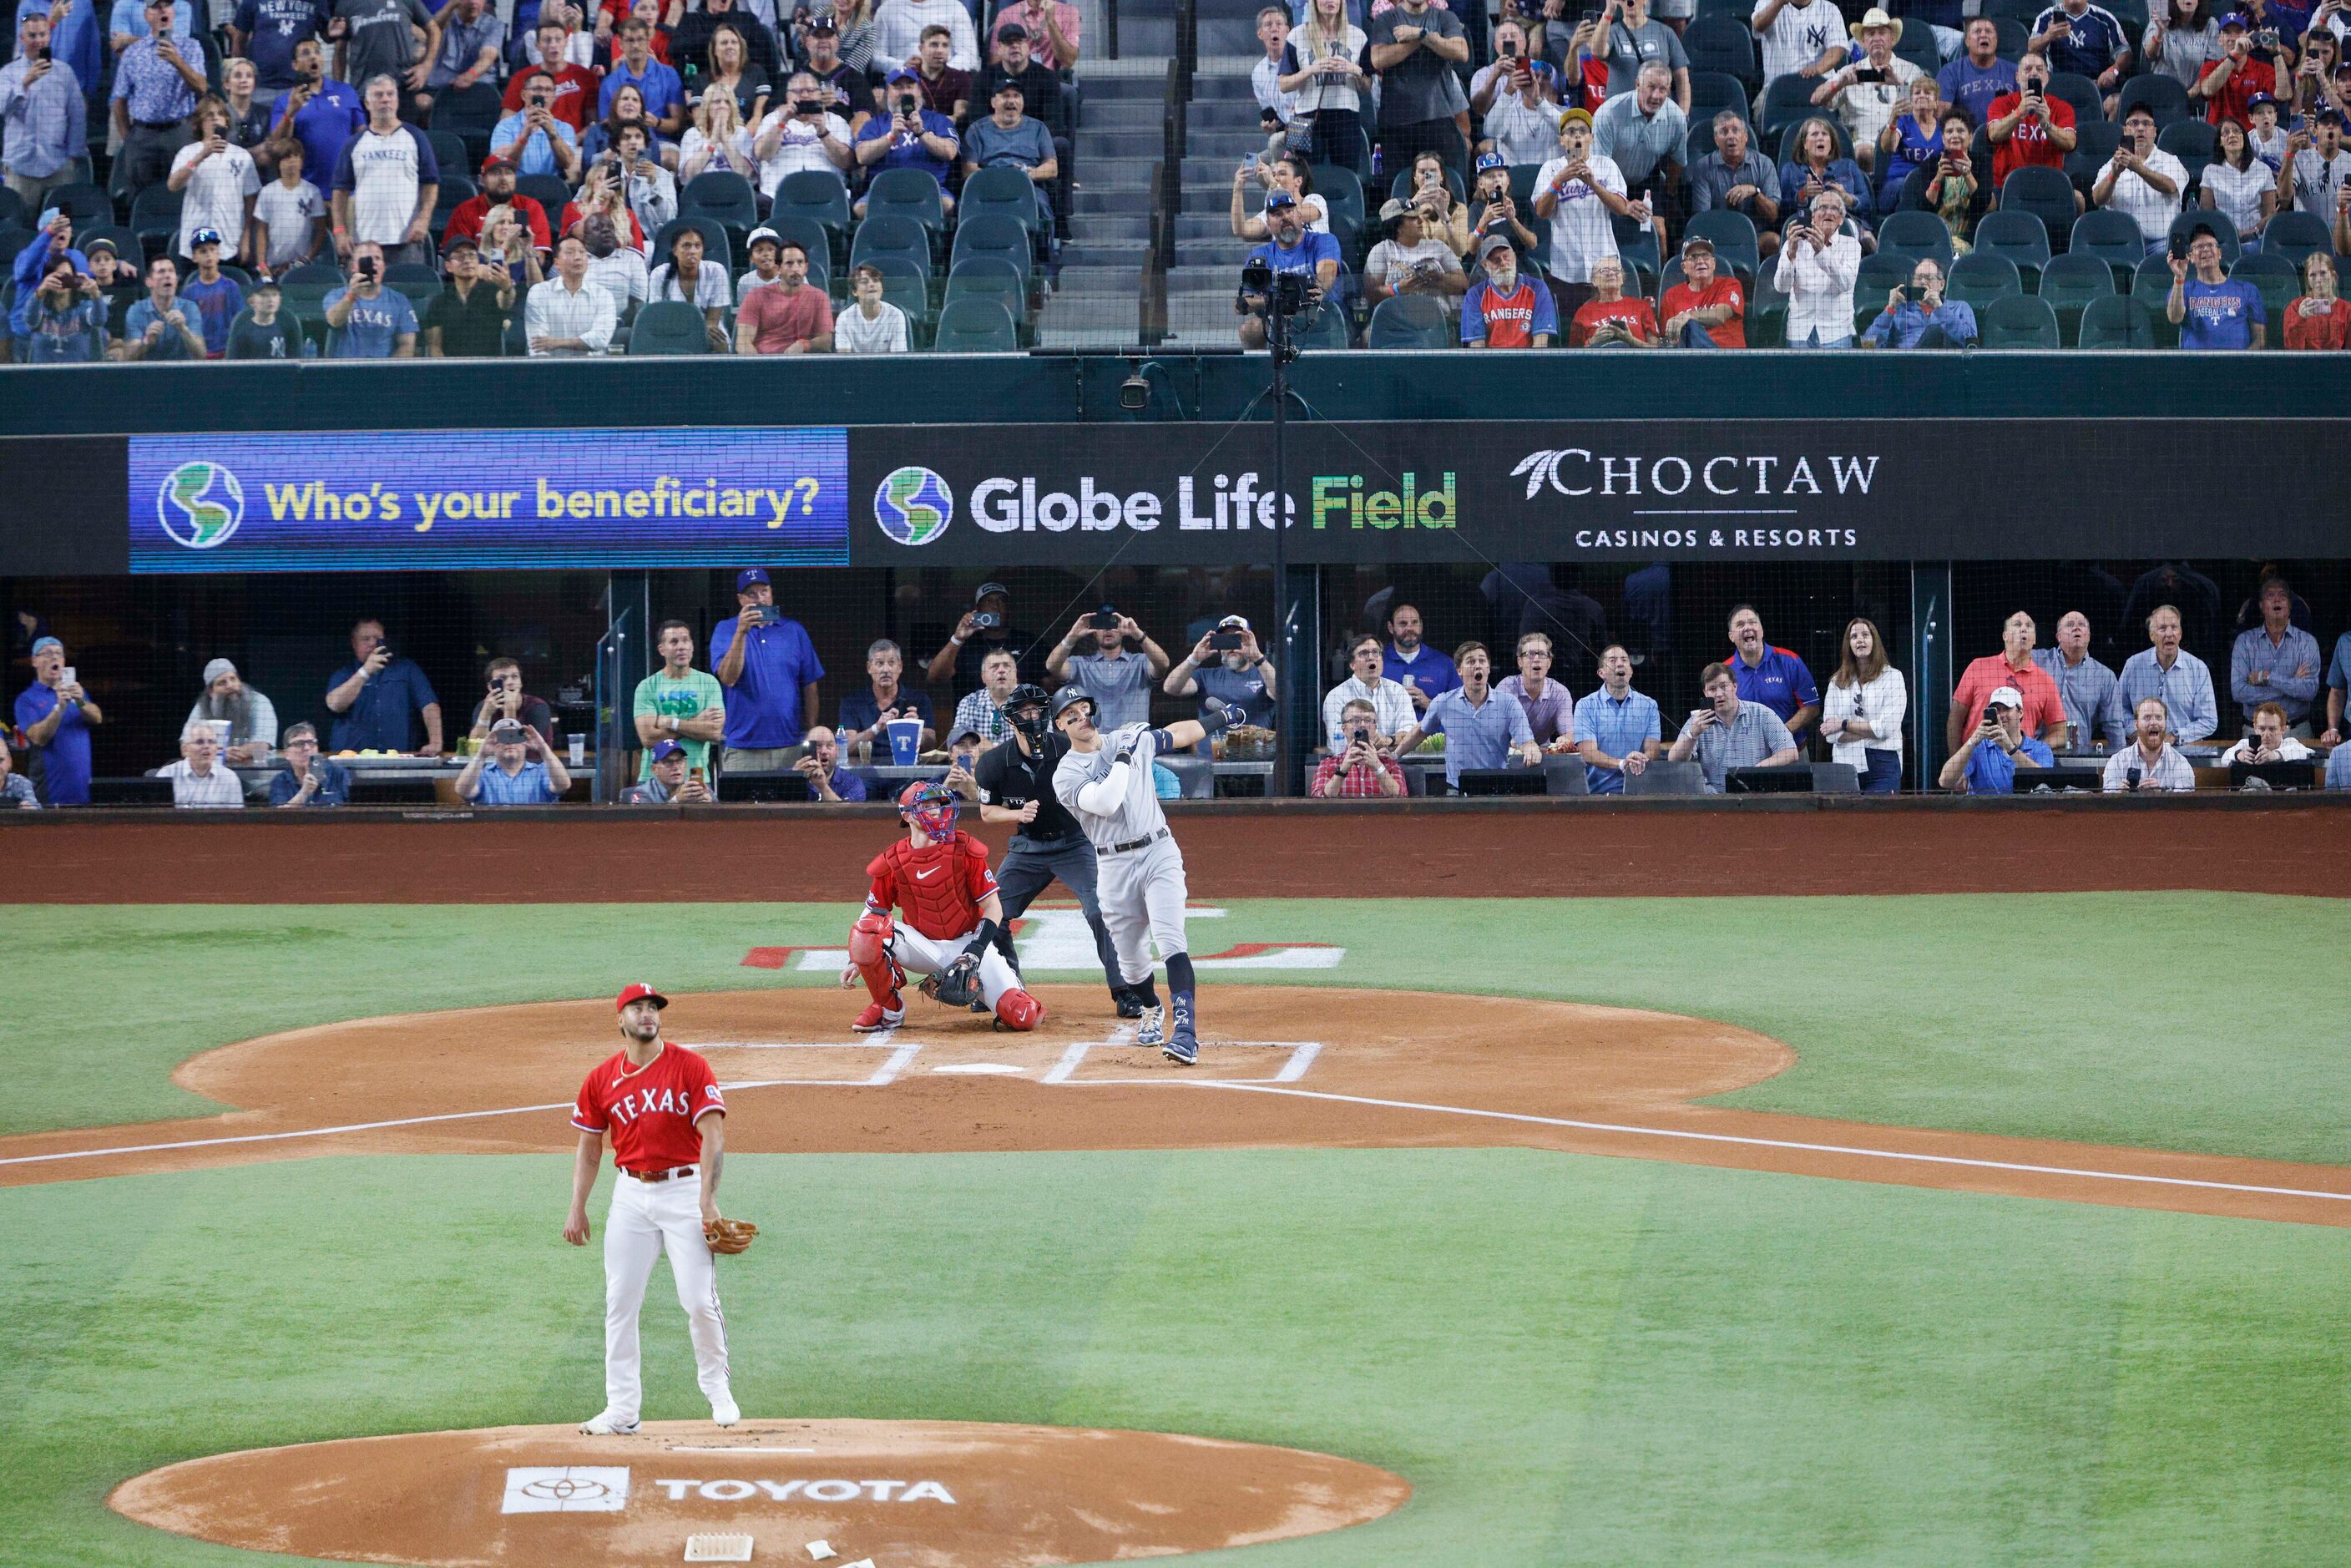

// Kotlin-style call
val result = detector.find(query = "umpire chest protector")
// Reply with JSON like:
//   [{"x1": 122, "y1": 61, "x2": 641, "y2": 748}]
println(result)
[{"x1": 974, "y1": 734, "x2": 1085, "y2": 845}]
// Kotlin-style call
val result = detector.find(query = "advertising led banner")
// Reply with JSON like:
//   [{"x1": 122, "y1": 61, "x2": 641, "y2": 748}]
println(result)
[
  {"x1": 125, "y1": 427, "x2": 848, "y2": 573},
  {"x1": 847, "y1": 421, "x2": 2341, "y2": 567}
]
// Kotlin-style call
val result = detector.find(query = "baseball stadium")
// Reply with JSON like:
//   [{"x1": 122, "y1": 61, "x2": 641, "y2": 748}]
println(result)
[{"x1": 7, "y1": 0, "x2": 2351, "y2": 1551}]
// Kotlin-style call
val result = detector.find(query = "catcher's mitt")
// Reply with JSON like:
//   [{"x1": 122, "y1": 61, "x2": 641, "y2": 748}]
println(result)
[
  {"x1": 923, "y1": 952, "x2": 983, "y2": 1009},
  {"x1": 703, "y1": 1217, "x2": 758, "y2": 1255}
]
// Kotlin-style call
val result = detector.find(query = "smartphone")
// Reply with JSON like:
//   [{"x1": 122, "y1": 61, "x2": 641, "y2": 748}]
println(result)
[
  {"x1": 1903, "y1": 282, "x2": 1925, "y2": 301},
  {"x1": 972, "y1": 609, "x2": 1000, "y2": 630},
  {"x1": 1209, "y1": 630, "x2": 1244, "y2": 651},
  {"x1": 1089, "y1": 609, "x2": 1120, "y2": 630},
  {"x1": 1351, "y1": 727, "x2": 1372, "y2": 746},
  {"x1": 59, "y1": 665, "x2": 77, "y2": 688}
]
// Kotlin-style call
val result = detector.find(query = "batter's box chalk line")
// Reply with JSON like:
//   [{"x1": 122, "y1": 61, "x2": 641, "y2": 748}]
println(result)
[{"x1": 1043, "y1": 1034, "x2": 1323, "y2": 1085}]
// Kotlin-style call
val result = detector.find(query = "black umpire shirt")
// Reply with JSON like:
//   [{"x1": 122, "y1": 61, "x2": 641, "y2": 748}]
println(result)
[{"x1": 973, "y1": 731, "x2": 1084, "y2": 846}]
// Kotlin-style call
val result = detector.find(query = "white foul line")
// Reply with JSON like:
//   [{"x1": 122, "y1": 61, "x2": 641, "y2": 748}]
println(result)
[
  {"x1": 1180, "y1": 1081, "x2": 2351, "y2": 1206},
  {"x1": 867, "y1": 1039, "x2": 923, "y2": 1086}
]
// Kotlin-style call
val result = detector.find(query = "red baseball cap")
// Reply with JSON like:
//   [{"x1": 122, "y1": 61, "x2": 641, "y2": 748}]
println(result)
[{"x1": 614, "y1": 982, "x2": 670, "y2": 1013}]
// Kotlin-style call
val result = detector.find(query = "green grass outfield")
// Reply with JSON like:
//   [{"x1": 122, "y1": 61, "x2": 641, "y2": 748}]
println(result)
[
  {"x1": 5, "y1": 1152, "x2": 2348, "y2": 1567},
  {"x1": 2, "y1": 896, "x2": 2347, "y2": 1566}
]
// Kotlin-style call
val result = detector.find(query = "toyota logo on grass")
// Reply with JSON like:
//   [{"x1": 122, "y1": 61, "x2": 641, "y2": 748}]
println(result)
[
  {"x1": 872, "y1": 467, "x2": 953, "y2": 546},
  {"x1": 156, "y1": 461, "x2": 245, "y2": 549}
]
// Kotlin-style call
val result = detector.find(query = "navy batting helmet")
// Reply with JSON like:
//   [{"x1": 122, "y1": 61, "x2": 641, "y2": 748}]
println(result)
[{"x1": 1051, "y1": 685, "x2": 1096, "y2": 726}]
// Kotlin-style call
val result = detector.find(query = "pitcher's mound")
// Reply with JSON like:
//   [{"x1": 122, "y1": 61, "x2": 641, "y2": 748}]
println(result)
[{"x1": 109, "y1": 1417, "x2": 1413, "y2": 1566}]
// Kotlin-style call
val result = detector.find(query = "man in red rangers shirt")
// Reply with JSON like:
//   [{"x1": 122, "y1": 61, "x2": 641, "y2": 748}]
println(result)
[
  {"x1": 842, "y1": 781, "x2": 1045, "y2": 1033},
  {"x1": 566, "y1": 982, "x2": 739, "y2": 1435}
]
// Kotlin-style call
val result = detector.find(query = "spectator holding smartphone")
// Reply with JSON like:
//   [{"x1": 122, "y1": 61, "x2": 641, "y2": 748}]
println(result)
[
  {"x1": 839, "y1": 638, "x2": 937, "y2": 755},
  {"x1": 1936, "y1": 685, "x2": 2050, "y2": 793},
  {"x1": 1046, "y1": 606, "x2": 1169, "y2": 731},
  {"x1": 468, "y1": 656, "x2": 558, "y2": 751},
  {"x1": 712, "y1": 568, "x2": 825, "y2": 771},
  {"x1": 322, "y1": 240, "x2": 419, "y2": 357},
  {"x1": 1861, "y1": 255, "x2": 1976, "y2": 346},
  {"x1": 1772, "y1": 187, "x2": 1860, "y2": 346},
  {"x1": 13, "y1": 635, "x2": 102, "y2": 806},
  {"x1": 1667, "y1": 660, "x2": 1799, "y2": 792},
  {"x1": 270, "y1": 723, "x2": 351, "y2": 807},
  {"x1": 2167, "y1": 220, "x2": 2266, "y2": 346},
  {"x1": 2283, "y1": 249, "x2": 2351, "y2": 346},
  {"x1": 791, "y1": 726, "x2": 868, "y2": 801},
  {"x1": 458, "y1": 716, "x2": 572, "y2": 804},
  {"x1": 1987, "y1": 51, "x2": 2079, "y2": 188},
  {"x1": 325, "y1": 616, "x2": 442, "y2": 754},
  {"x1": 1312, "y1": 699, "x2": 1408, "y2": 796},
  {"x1": 621, "y1": 739, "x2": 715, "y2": 803},
  {"x1": 423, "y1": 237, "x2": 515, "y2": 357},
  {"x1": 1165, "y1": 616, "x2": 1277, "y2": 741},
  {"x1": 2217, "y1": 701, "x2": 2316, "y2": 764}
]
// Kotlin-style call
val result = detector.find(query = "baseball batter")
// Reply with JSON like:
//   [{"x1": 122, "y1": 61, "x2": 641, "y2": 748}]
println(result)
[
  {"x1": 1049, "y1": 686, "x2": 1216, "y2": 1065},
  {"x1": 566, "y1": 983, "x2": 738, "y2": 1435},
  {"x1": 842, "y1": 781, "x2": 1047, "y2": 1033},
  {"x1": 973, "y1": 682, "x2": 1134, "y2": 1016}
]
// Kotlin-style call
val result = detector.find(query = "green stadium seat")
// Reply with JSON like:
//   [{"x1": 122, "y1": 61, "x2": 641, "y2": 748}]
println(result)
[
  {"x1": 1977, "y1": 292, "x2": 2060, "y2": 347},
  {"x1": 1949, "y1": 250, "x2": 2022, "y2": 307},
  {"x1": 1366, "y1": 293, "x2": 1449, "y2": 348},
  {"x1": 1970, "y1": 210, "x2": 2050, "y2": 286},
  {"x1": 2076, "y1": 293, "x2": 2157, "y2": 347},
  {"x1": 626, "y1": 300, "x2": 714, "y2": 353},
  {"x1": 930, "y1": 295, "x2": 1019, "y2": 351}
]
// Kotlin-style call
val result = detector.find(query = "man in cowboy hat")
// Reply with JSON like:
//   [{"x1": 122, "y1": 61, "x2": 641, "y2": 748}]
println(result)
[{"x1": 1809, "y1": 8, "x2": 1922, "y2": 173}]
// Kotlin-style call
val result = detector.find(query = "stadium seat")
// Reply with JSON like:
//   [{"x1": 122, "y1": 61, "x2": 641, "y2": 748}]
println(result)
[
  {"x1": 426, "y1": 129, "x2": 469, "y2": 180},
  {"x1": 45, "y1": 181, "x2": 114, "y2": 226},
  {"x1": 680, "y1": 171, "x2": 759, "y2": 230},
  {"x1": 1684, "y1": 15, "x2": 1759, "y2": 91},
  {"x1": 2069, "y1": 207, "x2": 2148, "y2": 282},
  {"x1": 2068, "y1": 119, "x2": 2125, "y2": 174},
  {"x1": 958, "y1": 164, "x2": 1046, "y2": 240},
  {"x1": 772, "y1": 169, "x2": 854, "y2": 243},
  {"x1": 2130, "y1": 254, "x2": 2181, "y2": 344},
  {"x1": 1985, "y1": 0, "x2": 2047, "y2": 26},
  {"x1": 948, "y1": 212, "x2": 1031, "y2": 281},
  {"x1": 1893, "y1": 23, "x2": 1939, "y2": 74},
  {"x1": 1858, "y1": 250, "x2": 1912, "y2": 301},
  {"x1": 1686, "y1": 70, "x2": 1750, "y2": 125},
  {"x1": 0, "y1": 226, "x2": 34, "y2": 271},
  {"x1": 2262, "y1": 210, "x2": 2332, "y2": 271},
  {"x1": 1310, "y1": 164, "x2": 1368, "y2": 232},
  {"x1": 625, "y1": 300, "x2": 713, "y2": 353},
  {"x1": 0, "y1": 187, "x2": 23, "y2": 230},
  {"x1": 850, "y1": 214, "x2": 930, "y2": 276},
  {"x1": 653, "y1": 215, "x2": 731, "y2": 271},
  {"x1": 281, "y1": 260, "x2": 344, "y2": 286},
  {"x1": 1970, "y1": 209, "x2": 2051, "y2": 285},
  {"x1": 863, "y1": 167, "x2": 946, "y2": 239},
  {"x1": 1758, "y1": 76, "x2": 1823, "y2": 144},
  {"x1": 2231, "y1": 250, "x2": 2298, "y2": 332},
  {"x1": 1991, "y1": 16, "x2": 2030, "y2": 58},
  {"x1": 1681, "y1": 207, "x2": 1760, "y2": 277},
  {"x1": 1747, "y1": 273, "x2": 1788, "y2": 346},
  {"x1": 2155, "y1": 117, "x2": 2216, "y2": 189},
  {"x1": 1875, "y1": 210, "x2": 1955, "y2": 271},
  {"x1": 2166, "y1": 207, "x2": 2238, "y2": 266},
  {"x1": 943, "y1": 255, "x2": 1028, "y2": 326},
  {"x1": 2043, "y1": 72, "x2": 2106, "y2": 129},
  {"x1": 383, "y1": 261, "x2": 441, "y2": 293},
  {"x1": 2037, "y1": 248, "x2": 2116, "y2": 341},
  {"x1": 2115, "y1": 73, "x2": 2191, "y2": 129},
  {"x1": 930, "y1": 295, "x2": 1019, "y2": 351},
  {"x1": 1366, "y1": 293, "x2": 1449, "y2": 347},
  {"x1": 515, "y1": 174, "x2": 574, "y2": 218},
  {"x1": 1625, "y1": 760, "x2": 1705, "y2": 796},
  {"x1": 1977, "y1": 291, "x2": 2060, "y2": 346},
  {"x1": 127, "y1": 183, "x2": 183, "y2": 253},
  {"x1": 762, "y1": 215, "x2": 833, "y2": 288},
  {"x1": 430, "y1": 174, "x2": 478, "y2": 233},
  {"x1": 1292, "y1": 301, "x2": 1354, "y2": 349},
  {"x1": 1949, "y1": 250, "x2": 2022, "y2": 306},
  {"x1": 2076, "y1": 291, "x2": 2157, "y2": 347},
  {"x1": 1998, "y1": 165, "x2": 2077, "y2": 250}
]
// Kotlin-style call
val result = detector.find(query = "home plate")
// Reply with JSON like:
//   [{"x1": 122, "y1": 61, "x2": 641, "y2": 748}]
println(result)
[{"x1": 932, "y1": 1063, "x2": 1025, "y2": 1076}]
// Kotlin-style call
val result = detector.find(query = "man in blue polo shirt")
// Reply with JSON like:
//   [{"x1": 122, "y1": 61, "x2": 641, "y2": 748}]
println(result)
[
  {"x1": 1574, "y1": 643, "x2": 1662, "y2": 794},
  {"x1": 1238, "y1": 188, "x2": 1342, "y2": 349},
  {"x1": 13, "y1": 635, "x2": 103, "y2": 805},
  {"x1": 1383, "y1": 602, "x2": 1460, "y2": 716},
  {"x1": 1725, "y1": 603, "x2": 1820, "y2": 746},
  {"x1": 457, "y1": 716, "x2": 572, "y2": 804},
  {"x1": 1934, "y1": 685, "x2": 2053, "y2": 793},
  {"x1": 324, "y1": 615, "x2": 443, "y2": 753},
  {"x1": 1392, "y1": 641, "x2": 1540, "y2": 791},
  {"x1": 711, "y1": 568, "x2": 825, "y2": 772}
]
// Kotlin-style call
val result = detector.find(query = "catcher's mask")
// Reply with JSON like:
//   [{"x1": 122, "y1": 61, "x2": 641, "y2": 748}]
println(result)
[
  {"x1": 1004, "y1": 682, "x2": 1052, "y2": 745},
  {"x1": 897, "y1": 779, "x2": 960, "y2": 837}
]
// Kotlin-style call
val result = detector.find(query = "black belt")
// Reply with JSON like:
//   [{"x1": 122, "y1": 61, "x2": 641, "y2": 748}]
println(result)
[
  {"x1": 1098, "y1": 827, "x2": 1169, "y2": 857},
  {"x1": 623, "y1": 1164, "x2": 696, "y2": 1182},
  {"x1": 132, "y1": 118, "x2": 185, "y2": 130},
  {"x1": 1013, "y1": 832, "x2": 1079, "y2": 848}
]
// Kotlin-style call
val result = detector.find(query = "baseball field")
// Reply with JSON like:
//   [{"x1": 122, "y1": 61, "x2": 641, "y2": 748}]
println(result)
[{"x1": 4, "y1": 816, "x2": 2349, "y2": 1565}]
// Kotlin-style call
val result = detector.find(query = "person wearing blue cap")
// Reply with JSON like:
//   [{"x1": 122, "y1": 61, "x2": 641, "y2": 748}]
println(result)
[
  {"x1": 711, "y1": 569, "x2": 827, "y2": 774},
  {"x1": 620, "y1": 740, "x2": 713, "y2": 804},
  {"x1": 14, "y1": 636, "x2": 102, "y2": 807},
  {"x1": 1236, "y1": 185, "x2": 1343, "y2": 347},
  {"x1": 177, "y1": 229, "x2": 247, "y2": 357},
  {"x1": 2284, "y1": 103, "x2": 2350, "y2": 218},
  {"x1": 2195, "y1": 12, "x2": 2278, "y2": 127},
  {"x1": 852, "y1": 67, "x2": 958, "y2": 213}
]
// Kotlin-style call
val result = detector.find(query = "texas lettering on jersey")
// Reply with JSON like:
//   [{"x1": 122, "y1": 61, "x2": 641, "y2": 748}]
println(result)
[{"x1": 573, "y1": 1042, "x2": 726, "y2": 1171}]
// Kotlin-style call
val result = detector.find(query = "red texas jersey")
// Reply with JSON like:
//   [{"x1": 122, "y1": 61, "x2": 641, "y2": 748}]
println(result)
[
  {"x1": 573, "y1": 1043, "x2": 726, "y2": 1172},
  {"x1": 867, "y1": 831, "x2": 999, "y2": 941}
]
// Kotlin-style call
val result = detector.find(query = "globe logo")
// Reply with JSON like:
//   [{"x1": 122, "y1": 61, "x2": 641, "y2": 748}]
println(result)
[
  {"x1": 156, "y1": 461, "x2": 245, "y2": 549},
  {"x1": 873, "y1": 467, "x2": 953, "y2": 547}
]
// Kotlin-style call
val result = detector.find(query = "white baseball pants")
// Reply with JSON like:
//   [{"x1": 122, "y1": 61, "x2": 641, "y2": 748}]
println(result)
[
  {"x1": 603, "y1": 1168, "x2": 731, "y2": 1424},
  {"x1": 891, "y1": 925, "x2": 1024, "y2": 1005}
]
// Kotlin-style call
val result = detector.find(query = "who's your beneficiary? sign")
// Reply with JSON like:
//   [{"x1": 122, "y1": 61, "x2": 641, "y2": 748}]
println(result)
[{"x1": 126, "y1": 428, "x2": 851, "y2": 573}]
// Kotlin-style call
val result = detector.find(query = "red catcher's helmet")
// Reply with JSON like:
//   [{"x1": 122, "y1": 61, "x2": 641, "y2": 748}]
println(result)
[{"x1": 897, "y1": 780, "x2": 960, "y2": 837}]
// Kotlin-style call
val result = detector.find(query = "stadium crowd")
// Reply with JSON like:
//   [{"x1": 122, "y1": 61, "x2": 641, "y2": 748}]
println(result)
[
  {"x1": 10, "y1": 568, "x2": 2351, "y2": 806},
  {"x1": 1233, "y1": 0, "x2": 2351, "y2": 346},
  {"x1": 0, "y1": 0, "x2": 1076, "y2": 357}
]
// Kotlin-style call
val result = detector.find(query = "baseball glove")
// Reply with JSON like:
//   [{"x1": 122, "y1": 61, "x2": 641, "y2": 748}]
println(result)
[
  {"x1": 923, "y1": 952, "x2": 983, "y2": 1009},
  {"x1": 703, "y1": 1217, "x2": 758, "y2": 1255}
]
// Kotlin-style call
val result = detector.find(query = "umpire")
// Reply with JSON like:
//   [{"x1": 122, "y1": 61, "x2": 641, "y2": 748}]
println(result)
[{"x1": 973, "y1": 684, "x2": 1140, "y2": 1018}]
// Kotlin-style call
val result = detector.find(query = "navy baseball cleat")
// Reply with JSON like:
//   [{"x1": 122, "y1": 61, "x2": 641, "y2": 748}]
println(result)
[
  {"x1": 1115, "y1": 989, "x2": 1146, "y2": 1019},
  {"x1": 1165, "y1": 998, "x2": 1198, "y2": 1065}
]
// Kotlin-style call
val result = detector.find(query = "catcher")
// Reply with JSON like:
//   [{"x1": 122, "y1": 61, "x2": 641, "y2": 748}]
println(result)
[{"x1": 844, "y1": 781, "x2": 1045, "y2": 1033}]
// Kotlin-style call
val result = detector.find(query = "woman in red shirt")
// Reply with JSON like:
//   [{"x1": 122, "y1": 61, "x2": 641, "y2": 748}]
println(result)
[
  {"x1": 1570, "y1": 255, "x2": 1658, "y2": 346},
  {"x1": 2283, "y1": 250, "x2": 2351, "y2": 349}
]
